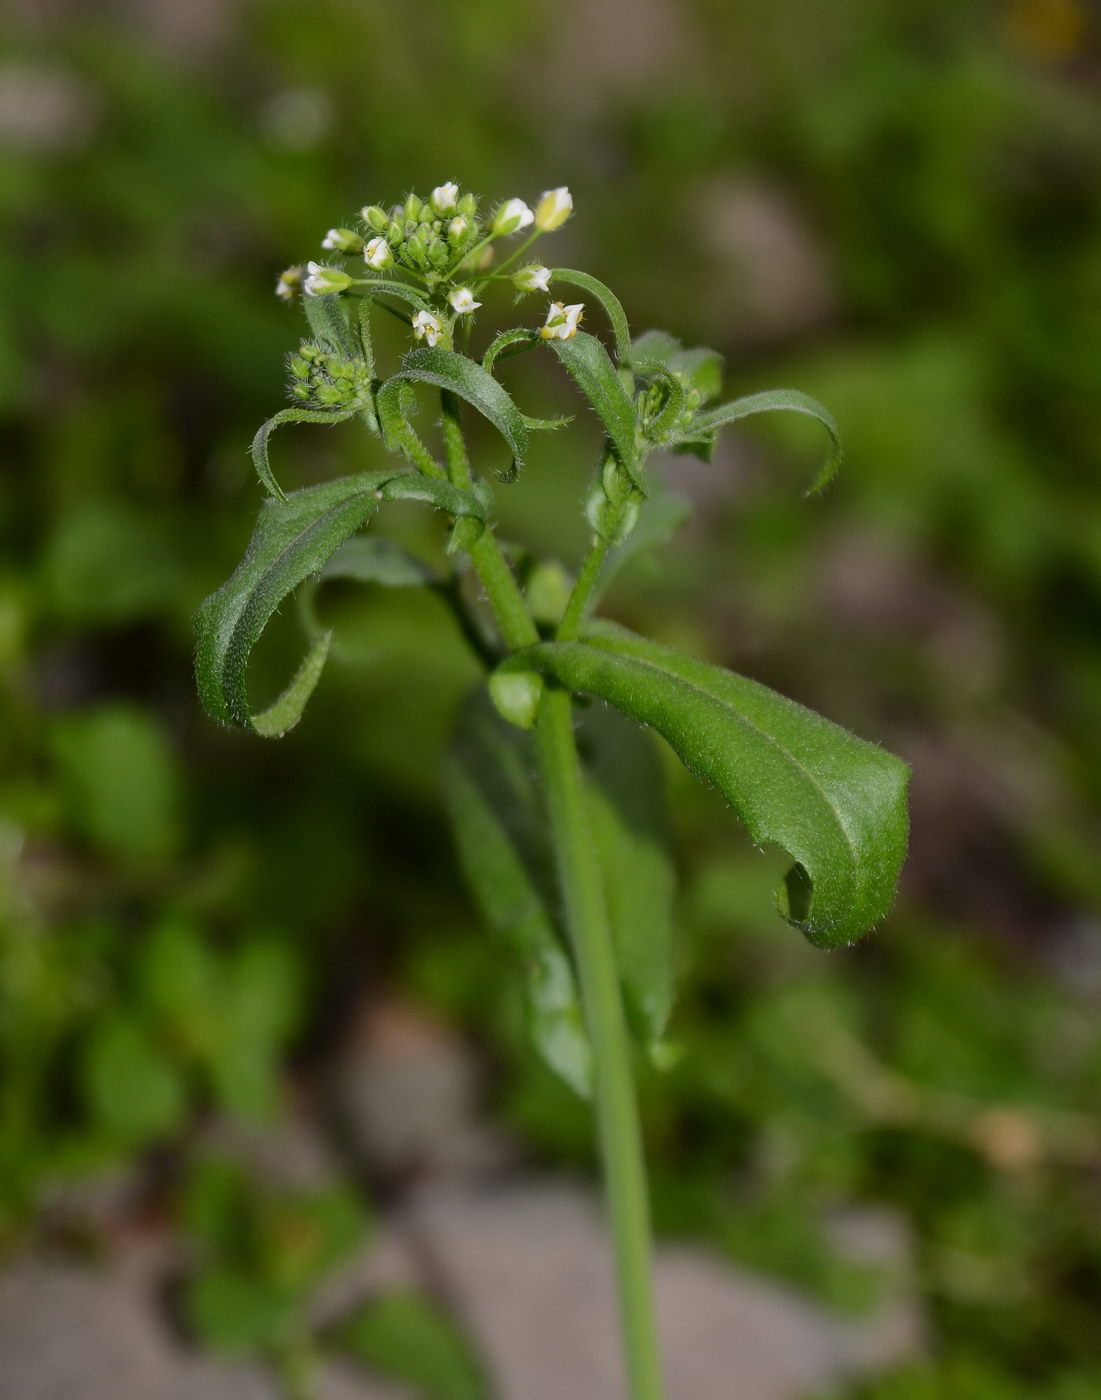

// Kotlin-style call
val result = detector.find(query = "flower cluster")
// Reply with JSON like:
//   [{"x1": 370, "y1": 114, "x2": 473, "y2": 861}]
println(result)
[
  {"x1": 279, "y1": 182, "x2": 581, "y2": 352},
  {"x1": 287, "y1": 342, "x2": 373, "y2": 410}
]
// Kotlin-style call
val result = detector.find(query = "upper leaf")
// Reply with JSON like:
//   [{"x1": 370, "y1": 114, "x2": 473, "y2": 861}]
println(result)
[
  {"x1": 549, "y1": 269, "x2": 632, "y2": 364},
  {"x1": 195, "y1": 472, "x2": 485, "y2": 736},
  {"x1": 383, "y1": 346, "x2": 528, "y2": 478},
  {"x1": 674, "y1": 387, "x2": 843, "y2": 494},
  {"x1": 496, "y1": 624, "x2": 909, "y2": 947},
  {"x1": 546, "y1": 331, "x2": 643, "y2": 492}
]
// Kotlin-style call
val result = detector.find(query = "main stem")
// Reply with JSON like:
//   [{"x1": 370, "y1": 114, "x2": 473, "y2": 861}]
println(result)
[
  {"x1": 534, "y1": 687, "x2": 667, "y2": 1400},
  {"x1": 439, "y1": 393, "x2": 666, "y2": 1399}
]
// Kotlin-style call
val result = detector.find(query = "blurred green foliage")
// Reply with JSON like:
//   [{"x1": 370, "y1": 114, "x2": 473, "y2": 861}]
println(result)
[{"x1": 3, "y1": 0, "x2": 1101, "y2": 1393}]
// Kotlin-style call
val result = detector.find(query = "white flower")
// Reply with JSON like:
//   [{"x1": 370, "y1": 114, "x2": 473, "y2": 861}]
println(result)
[
  {"x1": 540, "y1": 301, "x2": 584, "y2": 340},
  {"x1": 321, "y1": 227, "x2": 364, "y2": 253},
  {"x1": 492, "y1": 198, "x2": 534, "y2": 236},
  {"x1": 275, "y1": 266, "x2": 302, "y2": 301},
  {"x1": 534, "y1": 186, "x2": 573, "y2": 232},
  {"x1": 513, "y1": 264, "x2": 552, "y2": 293},
  {"x1": 430, "y1": 182, "x2": 459, "y2": 214},
  {"x1": 364, "y1": 236, "x2": 393, "y2": 270},
  {"x1": 304, "y1": 261, "x2": 352, "y2": 296},
  {"x1": 412, "y1": 310, "x2": 443, "y2": 346},
  {"x1": 447, "y1": 215, "x2": 470, "y2": 240},
  {"x1": 449, "y1": 287, "x2": 482, "y2": 315}
]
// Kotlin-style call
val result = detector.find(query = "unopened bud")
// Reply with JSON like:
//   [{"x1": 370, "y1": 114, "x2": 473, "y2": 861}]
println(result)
[
  {"x1": 403, "y1": 192, "x2": 423, "y2": 221},
  {"x1": 457, "y1": 192, "x2": 478, "y2": 218},
  {"x1": 489, "y1": 670, "x2": 544, "y2": 730},
  {"x1": 447, "y1": 215, "x2": 471, "y2": 243},
  {"x1": 430, "y1": 181, "x2": 459, "y2": 214},
  {"x1": 275, "y1": 266, "x2": 302, "y2": 301},
  {"x1": 534, "y1": 186, "x2": 573, "y2": 232},
  {"x1": 322, "y1": 227, "x2": 364, "y2": 254},
  {"x1": 405, "y1": 231, "x2": 427, "y2": 265},
  {"x1": 360, "y1": 204, "x2": 390, "y2": 232},
  {"x1": 492, "y1": 198, "x2": 534, "y2": 236},
  {"x1": 513, "y1": 264, "x2": 552, "y2": 293},
  {"x1": 427, "y1": 237, "x2": 450, "y2": 267},
  {"x1": 303, "y1": 261, "x2": 352, "y2": 296}
]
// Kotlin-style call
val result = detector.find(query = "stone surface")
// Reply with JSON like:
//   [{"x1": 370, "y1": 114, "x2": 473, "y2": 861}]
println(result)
[
  {"x1": 405, "y1": 1181, "x2": 925, "y2": 1400},
  {"x1": 0, "y1": 1241, "x2": 407, "y2": 1400}
]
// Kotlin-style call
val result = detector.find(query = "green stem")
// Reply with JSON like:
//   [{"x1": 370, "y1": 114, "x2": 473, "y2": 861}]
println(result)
[
  {"x1": 534, "y1": 687, "x2": 667, "y2": 1400},
  {"x1": 440, "y1": 390, "x2": 537, "y2": 651},
  {"x1": 558, "y1": 536, "x2": 610, "y2": 641},
  {"x1": 438, "y1": 401, "x2": 665, "y2": 1397}
]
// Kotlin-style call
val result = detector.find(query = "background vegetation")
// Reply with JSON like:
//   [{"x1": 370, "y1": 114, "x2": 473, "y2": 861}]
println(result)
[{"x1": 3, "y1": 0, "x2": 1101, "y2": 1394}]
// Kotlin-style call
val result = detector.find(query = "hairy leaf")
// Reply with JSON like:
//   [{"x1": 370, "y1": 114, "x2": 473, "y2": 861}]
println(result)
[
  {"x1": 384, "y1": 346, "x2": 528, "y2": 477},
  {"x1": 250, "y1": 407, "x2": 358, "y2": 503},
  {"x1": 679, "y1": 387, "x2": 842, "y2": 494},
  {"x1": 577, "y1": 705, "x2": 677, "y2": 1049},
  {"x1": 631, "y1": 330, "x2": 725, "y2": 403},
  {"x1": 497, "y1": 624, "x2": 909, "y2": 947},
  {"x1": 354, "y1": 278, "x2": 432, "y2": 313},
  {"x1": 303, "y1": 291, "x2": 357, "y2": 358},
  {"x1": 195, "y1": 473, "x2": 486, "y2": 737},
  {"x1": 549, "y1": 269, "x2": 632, "y2": 363},
  {"x1": 546, "y1": 331, "x2": 643, "y2": 491},
  {"x1": 444, "y1": 692, "x2": 592, "y2": 1096}
]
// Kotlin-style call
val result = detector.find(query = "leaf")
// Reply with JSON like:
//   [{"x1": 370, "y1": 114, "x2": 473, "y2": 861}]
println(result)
[
  {"x1": 250, "y1": 407, "x2": 358, "y2": 503},
  {"x1": 82, "y1": 1014, "x2": 188, "y2": 1146},
  {"x1": 443, "y1": 692, "x2": 592, "y2": 1096},
  {"x1": 577, "y1": 705, "x2": 677, "y2": 1049},
  {"x1": 303, "y1": 291, "x2": 356, "y2": 358},
  {"x1": 482, "y1": 326, "x2": 538, "y2": 373},
  {"x1": 384, "y1": 346, "x2": 528, "y2": 476},
  {"x1": 550, "y1": 268, "x2": 632, "y2": 363},
  {"x1": 196, "y1": 473, "x2": 486, "y2": 736},
  {"x1": 546, "y1": 331, "x2": 643, "y2": 492},
  {"x1": 354, "y1": 277, "x2": 432, "y2": 314},
  {"x1": 679, "y1": 387, "x2": 843, "y2": 494},
  {"x1": 631, "y1": 330, "x2": 725, "y2": 402},
  {"x1": 339, "y1": 1289, "x2": 489, "y2": 1400},
  {"x1": 497, "y1": 623, "x2": 909, "y2": 947},
  {"x1": 195, "y1": 472, "x2": 392, "y2": 734}
]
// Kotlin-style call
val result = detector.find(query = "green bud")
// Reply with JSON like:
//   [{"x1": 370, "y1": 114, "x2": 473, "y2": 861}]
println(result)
[
  {"x1": 489, "y1": 671, "x2": 544, "y2": 731},
  {"x1": 322, "y1": 227, "x2": 365, "y2": 255},
  {"x1": 405, "y1": 231, "x2": 427, "y2": 265},
  {"x1": 457, "y1": 192, "x2": 478, "y2": 218},
  {"x1": 427, "y1": 237, "x2": 449, "y2": 267},
  {"x1": 404, "y1": 192, "x2": 423, "y2": 220},
  {"x1": 361, "y1": 204, "x2": 389, "y2": 232},
  {"x1": 386, "y1": 220, "x2": 404, "y2": 246},
  {"x1": 525, "y1": 560, "x2": 572, "y2": 628}
]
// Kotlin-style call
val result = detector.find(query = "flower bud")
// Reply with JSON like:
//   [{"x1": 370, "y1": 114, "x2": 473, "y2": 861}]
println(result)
[
  {"x1": 386, "y1": 220, "x2": 404, "y2": 246},
  {"x1": 447, "y1": 215, "x2": 471, "y2": 243},
  {"x1": 540, "y1": 301, "x2": 584, "y2": 340},
  {"x1": 404, "y1": 231, "x2": 427, "y2": 265},
  {"x1": 275, "y1": 266, "x2": 302, "y2": 301},
  {"x1": 534, "y1": 186, "x2": 573, "y2": 232},
  {"x1": 449, "y1": 287, "x2": 482, "y2": 315},
  {"x1": 427, "y1": 237, "x2": 450, "y2": 267},
  {"x1": 322, "y1": 227, "x2": 365, "y2": 254},
  {"x1": 430, "y1": 182, "x2": 459, "y2": 214},
  {"x1": 492, "y1": 198, "x2": 534, "y2": 236},
  {"x1": 411, "y1": 310, "x2": 443, "y2": 347},
  {"x1": 363, "y1": 236, "x2": 393, "y2": 271},
  {"x1": 403, "y1": 192, "x2": 423, "y2": 221},
  {"x1": 457, "y1": 192, "x2": 478, "y2": 218},
  {"x1": 360, "y1": 204, "x2": 390, "y2": 232},
  {"x1": 512, "y1": 264, "x2": 552, "y2": 293},
  {"x1": 303, "y1": 261, "x2": 352, "y2": 296}
]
